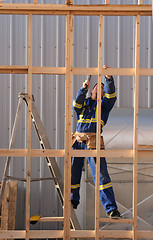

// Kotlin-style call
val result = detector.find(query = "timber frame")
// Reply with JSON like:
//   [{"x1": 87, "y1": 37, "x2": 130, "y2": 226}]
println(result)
[{"x1": 0, "y1": 1, "x2": 153, "y2": 240}]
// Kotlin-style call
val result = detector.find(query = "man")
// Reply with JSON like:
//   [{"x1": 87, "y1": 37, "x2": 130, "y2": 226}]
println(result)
[{"x1": 71, "y1": 65, "x2": 121, "y2": 219}]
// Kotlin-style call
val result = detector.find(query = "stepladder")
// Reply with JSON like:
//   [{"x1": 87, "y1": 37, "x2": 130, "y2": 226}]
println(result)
[{"x1": 0, "y1": 92, "x2": 81, "y2": 230}]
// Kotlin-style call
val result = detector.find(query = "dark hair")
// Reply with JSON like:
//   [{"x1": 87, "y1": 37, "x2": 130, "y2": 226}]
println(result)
[{"x1": 92, "y1": 82, "x2": 104, "y2": 90}]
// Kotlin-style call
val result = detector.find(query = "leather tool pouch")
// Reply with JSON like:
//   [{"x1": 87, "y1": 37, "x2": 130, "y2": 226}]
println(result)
[
  {"x1": 86, "y1": 135, "x2": 104, "y2": 149},
  {"x1": 72, "y1": 132, "x2": 104, "y2": 150}
]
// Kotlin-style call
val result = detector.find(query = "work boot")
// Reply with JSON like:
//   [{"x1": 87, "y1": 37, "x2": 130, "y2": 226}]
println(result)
[
  {"x1": 71, "y1": 200, "x2": 78, "y2": 209},
  {"x1": 106, "y1": 209, "x2": 121, "y2": 219}
]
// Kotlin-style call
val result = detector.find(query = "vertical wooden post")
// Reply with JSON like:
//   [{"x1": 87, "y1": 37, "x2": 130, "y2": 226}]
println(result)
[
  {"x1": 138, "y1": 0, "x2": 143, "y2": 5},
  {"x1": 33, "y1": 0, "x2": 37, "y2": 3},
  {"x1": 133, "y1": 14, "x2": 140, "y2": 240},
  {"x1": 105, "y1": 0, "x2": 109, "y2": 5},
  {"x1": 95, "y1": 14, "x2": 103, "y2": 240},
  {"x1": 64, "y1": 12, "x2": 73, "y2": 240},
  {"x1": 26, "y1": 13, "x2": 32, "y2": 240},
  {"x1": 66, "y1": 0, "x2": 73, "y2": 5}
]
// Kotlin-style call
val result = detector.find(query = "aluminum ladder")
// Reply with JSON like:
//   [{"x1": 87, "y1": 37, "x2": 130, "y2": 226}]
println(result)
[{"x1": 0, "y1": 92, "x2": 81, "y2": 230}]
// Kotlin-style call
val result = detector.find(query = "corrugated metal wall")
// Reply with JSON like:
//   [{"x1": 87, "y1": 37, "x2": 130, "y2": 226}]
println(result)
[{"x1": 0, "y1": 0, "x2": 153, "y2": 230}]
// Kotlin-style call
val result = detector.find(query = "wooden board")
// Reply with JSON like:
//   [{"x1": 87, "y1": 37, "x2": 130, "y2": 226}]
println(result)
[
  {"x1": 0, "y1": 181, "x2": 17, "y2": 234},
  {"x1": 0, "y1": 4, "x2": 151, "y2": 16}
]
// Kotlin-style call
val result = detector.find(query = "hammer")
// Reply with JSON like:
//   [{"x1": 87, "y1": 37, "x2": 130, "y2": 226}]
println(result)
[{"x1": 84, "y1": 75, "x2": 91, "y2": 89}]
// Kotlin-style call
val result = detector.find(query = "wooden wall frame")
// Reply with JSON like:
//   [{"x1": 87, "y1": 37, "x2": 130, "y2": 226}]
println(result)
[{"x1": 0, "y1": 1, "x2": 153, "y2": 240}]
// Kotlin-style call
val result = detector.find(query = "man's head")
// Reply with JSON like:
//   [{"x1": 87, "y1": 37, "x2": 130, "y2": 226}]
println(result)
[{"x1": 91, "y1": 82, "x2": 104, "y2": 100}]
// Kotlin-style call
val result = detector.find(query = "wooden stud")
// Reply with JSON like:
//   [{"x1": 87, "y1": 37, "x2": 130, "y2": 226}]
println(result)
[
  {"x1": 95, "y1": 15, "x2": 103, "y2": 240},
  {"x1": 64, "y1": 12, "x2": 73, "y2": 240},
  {"x1": 26, "y1": 13, "x2": 33, "y2": 240},
  {"x1": 105, "y1": 0, "x2": 109, "y2": 5},
  {"x1": 133, "y1": 14, "x2": 140, "y2": 240},
  {"x1": 138, "y1": 0, "x2": 143, "y2": 5},
  {"x1": 66, "y1": 0, "x2": 73, "y2": 5}
]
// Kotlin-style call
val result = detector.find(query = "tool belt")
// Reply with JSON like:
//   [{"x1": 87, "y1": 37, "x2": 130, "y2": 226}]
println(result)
[{"x1": 72, "y1": 131, "x2": 104, "y2": 149}]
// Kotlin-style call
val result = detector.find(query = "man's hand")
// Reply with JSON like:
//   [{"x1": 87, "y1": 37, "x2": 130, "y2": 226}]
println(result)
[
  {"x1": 83, "y1": 79, "x2": 90, "y2": 90},
  {"x1": 104, "y1": 65, "x2": 111, "y2": 79}
]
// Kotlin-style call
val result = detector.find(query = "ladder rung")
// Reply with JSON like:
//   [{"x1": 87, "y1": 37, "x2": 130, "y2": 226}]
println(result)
[
  {"x1": 47, "y1": 162, "x2": 51, "y2": 167},
  {"x1": 6, "y1": 176, "x2": 57, "y2": 182}
]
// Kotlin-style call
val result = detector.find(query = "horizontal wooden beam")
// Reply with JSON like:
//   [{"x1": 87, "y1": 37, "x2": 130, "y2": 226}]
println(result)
[
  {"x1": 71, "y1": 230, "x2": 153, "y2": 239},
  {"x1": 32, "y1": 66, "x2": 66, "y2": 75},
  {"x1": 0, "y1": 66, "x2": 153, "y2": 76},
  {"x1": 0, "y1": 66, "x2": 66, "y2": 75},
  {"x1": 139, "y1": 68, "x2": 153, "y2": 76},
  {"x1": 71, "y1": 149, "x2": 133, "y2": 158},
  {"x1": 0, "y1": 230, "x2": 26, "y2": 239},
  {"x1": 0, "y1": 149, "x2": 152, "y2": 160},
  {"x1": 0, "y1": 4, "x2": 151, "y2": 16},
  {"x1": 0, "y1": 230, "x2": 153, "y2": 239},
  {"x1": 99, "y1": 230, "x2": 133, "y2": 239},
  {"x1": 70, "y1": 230, "x2": 133, "y2": 239},
  {"x1": 138, "y1": 145, "x2": 153, "y2": 149},
  {"x1": 0, "y1": 65, "x2": 28, "y2": 74},
  {"x1": 73, "y1": 67, "x2": 136, "y2": 76},
  {"x1": 0, "y1": 149, "x2": 65, "y2": 157},
  {"x1": 99, "y1": 218, "x2": 133, "y2": 224},
  {"x1": 30, "y1": 149, "x2": 65, "y2": 157},
  {"x1": 137, "y1": 231, "x2": 153, "y2": 239},
  {"x1": 138, "y1": 150, "x2": 153, "y2": 160},
  {"x1": 29, "y1": 230, "x2": 64, "y2": 238},
  {"x1": 0, "y1": 149, "x2": 27, "y2": 157},
  {"x1": 70, "y1": 230, "x2": 95, "y2": 238}
]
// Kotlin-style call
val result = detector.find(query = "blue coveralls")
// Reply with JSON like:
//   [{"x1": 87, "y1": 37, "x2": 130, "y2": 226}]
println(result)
[{"x1": 71, "y1": 76, "x2": 117, "y2": 213}]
